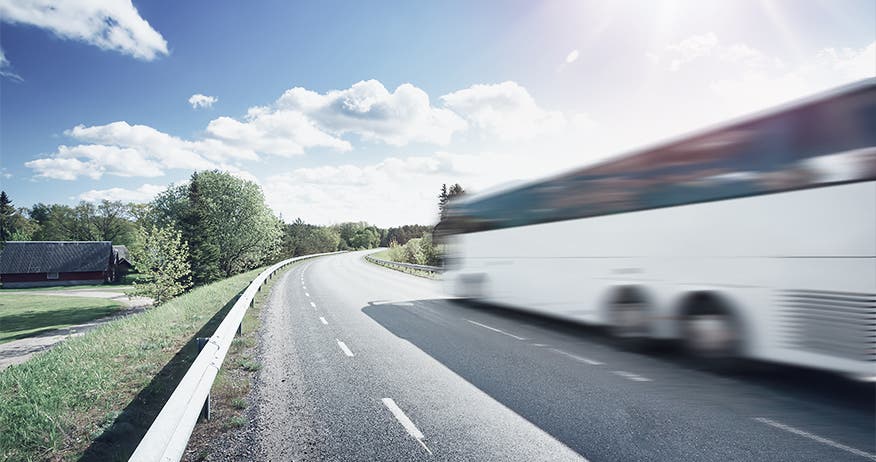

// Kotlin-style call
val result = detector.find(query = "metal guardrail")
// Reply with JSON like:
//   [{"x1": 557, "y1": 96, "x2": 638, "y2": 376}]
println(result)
[
  {"x1": 365, "y1": 254, "x2": 442, "y2": 273},
  {"x1": 129, "y1": 251, "x2": 343, "y2": 462}
]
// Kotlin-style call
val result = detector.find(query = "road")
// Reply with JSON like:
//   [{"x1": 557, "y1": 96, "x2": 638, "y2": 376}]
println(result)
[{"x1": 220, "y1": 250, "x2": 875, "y2": 461}]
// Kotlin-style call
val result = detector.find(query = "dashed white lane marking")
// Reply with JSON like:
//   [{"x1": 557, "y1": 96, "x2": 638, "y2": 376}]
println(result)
[
  {"x1": 310, "y1": 301, "x2": 317, "y2": 308},
  {"x1": 465, "y1": 319, "x2": 528, "y2": 341},
  {"x1": 336, "y1": 339, "x2": 354, "y2": 357},
  {"x1": 381, "y1": 398, "x2": 432, "y2": 455},
  {"x1": 612, "y1": 370, "x2": 652, "y2": 382},
  {"x1": 305, "y1": 292, "x2": 310, "y2": 297},
  {"x1": 754, "y1": 417, "x2": 876, "y2": 460},
  {"x1": 319, "y1": 316, "x2": 328, "y2": 325},
  {"x1": 549, "y1": 348, "x2": 604, "y2": 365},
  {"x1": 531, "y1": 343, "x2": 550, "y2": 347}
]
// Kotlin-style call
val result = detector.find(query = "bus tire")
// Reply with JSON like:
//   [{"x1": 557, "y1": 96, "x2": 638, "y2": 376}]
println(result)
[{"x1": 678, "y1": 293, "x2": 743, "y2": 367}]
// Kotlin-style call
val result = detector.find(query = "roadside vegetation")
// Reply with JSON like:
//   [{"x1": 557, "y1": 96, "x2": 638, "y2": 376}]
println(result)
[
  {"x1": 0, "y1": 267, "x2": 263, "y2": 461},
  {"x1": 182, "y1": 263, "x2": 300, "y2": 461},
  {"x1": 377, "y1": 234, "x2": 442, "y2": 267},
  {"x1": 0, "y1": 294, "x2": 123, "y2": 344}
]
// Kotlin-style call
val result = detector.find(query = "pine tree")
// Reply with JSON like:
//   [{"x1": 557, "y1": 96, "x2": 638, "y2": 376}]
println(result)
[
  {"x1": 0, "y1": 191, "x2": 16, "y2": 242},
  {"x1": 438, "y1": 183, "x2": 465, "y2": 219},
  {"x1": 181, "y1": 173, "x2": 222, "y2": 285}
]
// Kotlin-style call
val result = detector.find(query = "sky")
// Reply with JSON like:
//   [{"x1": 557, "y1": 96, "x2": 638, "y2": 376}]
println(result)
[{"x1": 0, "y1": 0, "x2": 874, "y2": 227}]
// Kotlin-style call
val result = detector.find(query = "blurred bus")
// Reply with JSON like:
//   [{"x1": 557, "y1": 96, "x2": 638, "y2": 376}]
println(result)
[{"x1": 438, "y1": 78, "x2": 876, "y2": 379}]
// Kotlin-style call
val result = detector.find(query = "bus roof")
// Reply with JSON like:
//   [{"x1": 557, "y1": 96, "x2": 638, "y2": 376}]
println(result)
[{"x1": 452, "y1": 77, "x2": 876, "y2": 208}]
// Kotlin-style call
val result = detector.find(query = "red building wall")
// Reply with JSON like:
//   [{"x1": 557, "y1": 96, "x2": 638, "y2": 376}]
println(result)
[{"x1": 2, "y1": 271, "x2": 106, "y2": 284}]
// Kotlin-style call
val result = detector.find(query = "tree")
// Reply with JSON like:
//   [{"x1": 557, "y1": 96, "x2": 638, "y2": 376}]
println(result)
[
  {"x1": 93, "y1": 200, "x2": 135, "y2": 243},
  {"x1": 149, "y1": 171, "x2": 284, "y2": 277},
  {"x1": 127, "y1": 226, "x2": 192, "y2": 305},
  {"x1": 438, "y1": 183, "x2": 465, "y2": 219},
  {"x1": 191, "y1": 171, "x2": 283, "y2": 275},
  {"x1": 0, "y1": 192, "x2": 38, "y2": 244}
]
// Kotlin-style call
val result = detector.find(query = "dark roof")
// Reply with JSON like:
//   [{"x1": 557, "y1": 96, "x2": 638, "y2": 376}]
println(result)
[
  {"x1": 112, "y1": 245, "x2": 129, "y2": 262},
  {"x1": 0, "y1": 241, "x2": 112, "y2": 274}
]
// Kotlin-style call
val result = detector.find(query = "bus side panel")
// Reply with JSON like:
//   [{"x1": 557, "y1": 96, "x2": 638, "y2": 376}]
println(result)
[{"x1": 449, "y1": 181, "x2": 875, "y2": 375}]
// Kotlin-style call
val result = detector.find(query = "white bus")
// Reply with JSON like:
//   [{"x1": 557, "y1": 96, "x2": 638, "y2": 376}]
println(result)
[{"x1": 439, "y1": 78, "x2": 876, "y2": 379}]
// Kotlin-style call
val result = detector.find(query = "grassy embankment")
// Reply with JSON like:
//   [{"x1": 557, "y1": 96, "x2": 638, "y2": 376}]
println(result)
[
  {"x1": 0, "y1": 267, "x2": 265, "y2": 462},
  {"x1": 182, "y1": 262, "x2": 301, "y2": 461},
  {"x1": 0, "y1": 294, "x2": 123, "y2": 344}
]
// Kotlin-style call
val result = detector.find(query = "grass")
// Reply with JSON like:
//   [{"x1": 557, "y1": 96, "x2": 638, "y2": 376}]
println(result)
[
  {"x1": 370, "y1": 248, "x2": 392, "y2": 260},
  {"x1": 0, "y1": 294, "x2": 124, "y2": 344},
  {"x1": 0, "y1": 266, "x2": 266, "y2": 462}
]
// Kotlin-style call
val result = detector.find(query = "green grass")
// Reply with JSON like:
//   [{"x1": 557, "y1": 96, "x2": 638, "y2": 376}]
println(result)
[
  {"x1": 0, "y1": 267, "x2": 266, "y2": 462},
  {"x1": 370, "y1": 248, "x2": 392, "y2": 260},
  {"x1": 0, "y1": 294, "x2": 124, "y2": 344}
]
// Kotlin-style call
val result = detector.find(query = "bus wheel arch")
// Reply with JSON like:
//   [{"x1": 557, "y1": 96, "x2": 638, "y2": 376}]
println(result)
[
  {"x1": 604, "y1": 285, "x2": 653, "y2": 341},
  {"x1": 675, "y1": 291, "x2": 747, "y2": 359}
]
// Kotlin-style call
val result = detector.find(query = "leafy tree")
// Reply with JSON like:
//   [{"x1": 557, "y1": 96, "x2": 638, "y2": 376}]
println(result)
[
  {"x1": 93, "y1": 200, "x2": 136, "y2": 243},
  {"x1": 127, "y1": 225, "x2": 192, "y2": 305},
  {"x1": 303, "y1": 227, "x2": 341, "y2": 255},
  {"x1": 191, "y1": 171, "x2": 283, "y2": 275},
  {"x1": 380, "y1": 224, "x2": 432, "y2": 246}
]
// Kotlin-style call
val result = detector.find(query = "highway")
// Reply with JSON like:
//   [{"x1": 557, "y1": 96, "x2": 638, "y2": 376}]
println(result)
[{"x1": 215, "y1": 250, "x2": 876, "y2": 461}]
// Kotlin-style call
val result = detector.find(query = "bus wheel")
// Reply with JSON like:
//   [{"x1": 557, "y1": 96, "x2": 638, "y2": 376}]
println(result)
[{"x1": 681, "y1": 311, "x2": 740, "y2": 360}]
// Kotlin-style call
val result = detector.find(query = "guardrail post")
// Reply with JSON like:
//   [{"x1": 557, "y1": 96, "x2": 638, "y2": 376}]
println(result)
[{"x1": 195, "y1": 337, "x2": 211, "y2": 421}]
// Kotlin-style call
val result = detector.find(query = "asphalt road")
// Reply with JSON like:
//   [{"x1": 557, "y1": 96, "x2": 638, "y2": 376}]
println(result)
[{"x1": 228, "y1": 250, "x2": 875, "y2": 461}]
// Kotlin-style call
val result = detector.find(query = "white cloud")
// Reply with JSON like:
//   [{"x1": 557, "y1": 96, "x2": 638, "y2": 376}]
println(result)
[
  {"x1": 0, "y1": 0, "x2": 168, "y2": 60},
  {"x1": 78, "y1": 183, "x2": 167, "y2": 202},
  {"x1": 25, "y1": 156, "x2": 100, "y2": 181},
  {"x1": 26, "y1": 144, "x2": 164, "y2": 180},
  {"x1": 709, "y1": 41, "x2": 875, "y2": 116},
  {"x1": 652, "y1": 32, "x2": 786, "y2": 73},
  {"x1": 27, "y1": 79, "x2": 582, "y2": 182},
  {"x1": 0, "y1": 47, "x2": 22, "y2": 81},
  {"x1": 188, "y1": 93, "x2": 218, "y2": 109},
  {"x1": 264, "y1": 155, "x2": 464, "y2": 226},
  {"x1": 565, "y1": 49, "x2": 580, "y2": 64},
  {"x1": 206, "y1": 110, "x2": 351, "y2": 157},
  {"x1": 275, "y1": 80, "x2": 467, "y2": 146},
  {"x1": 441, "y1": 81, "x2": 566, "y2": 141},
  {"x1": 659, "y1": 32, "x2": 719, "y2": 71}
]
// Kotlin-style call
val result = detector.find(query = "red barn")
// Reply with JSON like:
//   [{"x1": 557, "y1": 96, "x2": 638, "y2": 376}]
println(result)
[{"x1": 0, "y1": 241, "x2": 124, "y2": 288}]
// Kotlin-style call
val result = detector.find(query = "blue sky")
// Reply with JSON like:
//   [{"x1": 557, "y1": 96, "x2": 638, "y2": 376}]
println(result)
[{"x1": 1, "y1": 0, "x2": 874, "y2": 226}]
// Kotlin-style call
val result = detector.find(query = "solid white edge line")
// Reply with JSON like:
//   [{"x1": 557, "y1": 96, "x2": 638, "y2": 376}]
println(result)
[
  {"x1": 465, "y1": 319, "x2": 528, "y2": 341},
  {"x1": 382, "y1": 398, "x2": 432, "y2": 455},
  {"x1": 549, "y1": 348, "x2": 604, "y2": 366},
  {"x1": 336, "y1": 339, "x2": 354, "y2": 357},
  {"x1": 754, "y1": 417, "x2": 876, "y2": 460},
  {"x1": 319, "y1": 316, "x2": 328, "y2": 325}
]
